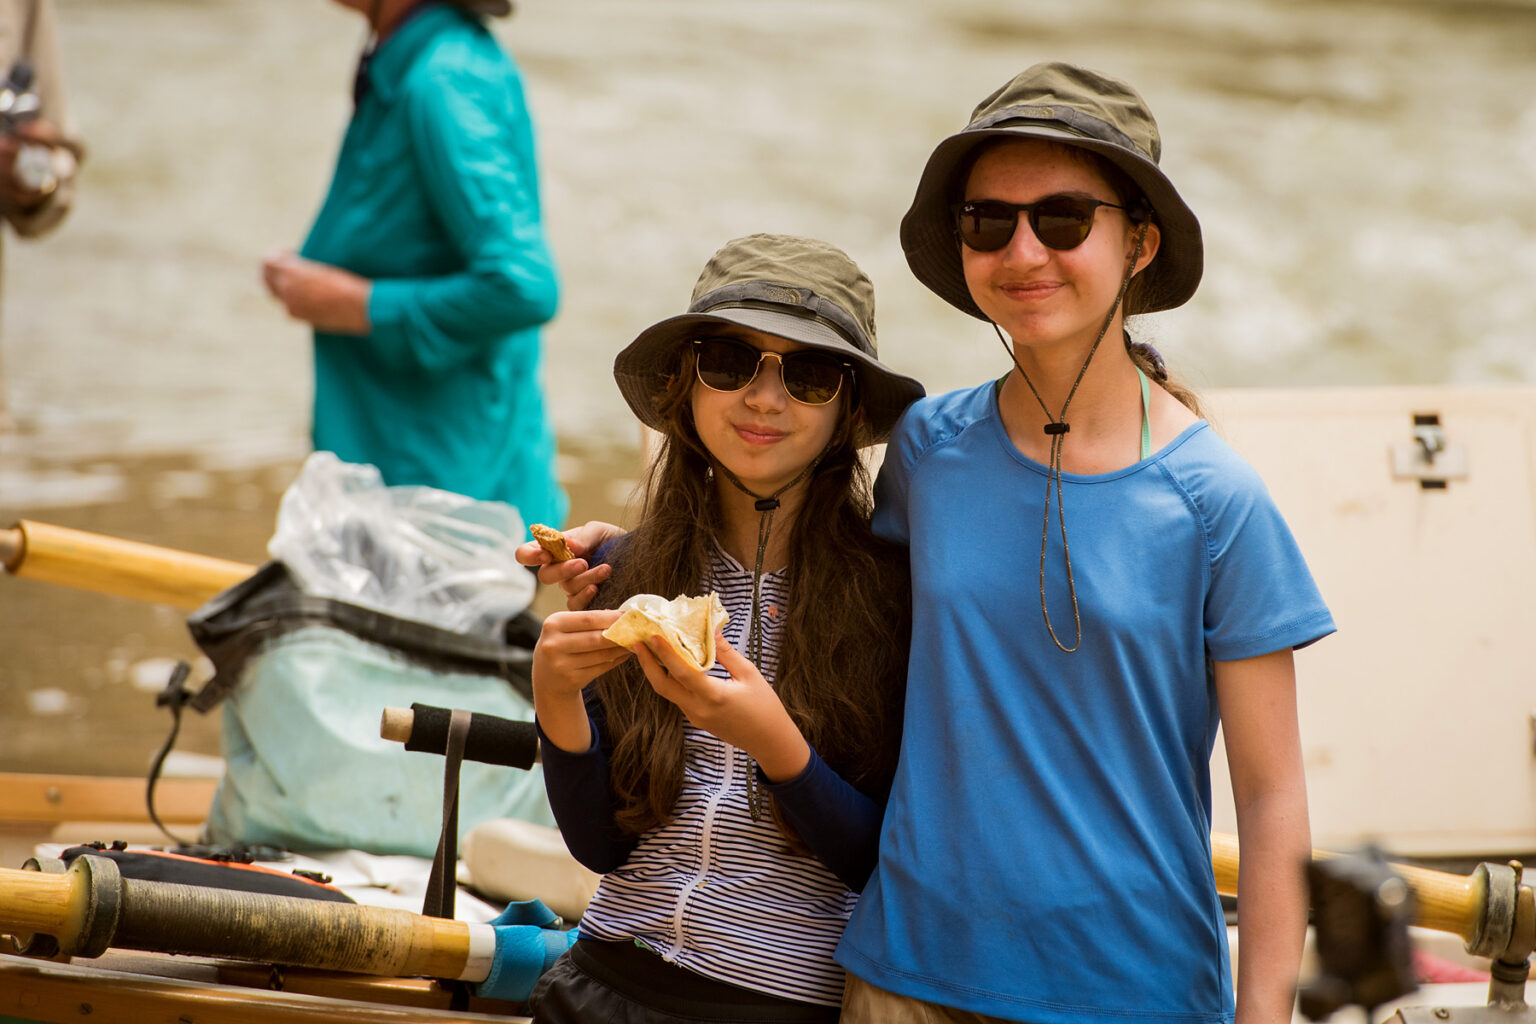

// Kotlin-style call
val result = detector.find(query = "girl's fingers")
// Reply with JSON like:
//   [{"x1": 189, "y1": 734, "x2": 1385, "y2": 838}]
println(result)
[
  {"x1": 713, "y1": 634, "x2": 765, "y2": 685},
  {"x1": 561, "y1": 521, "x2": 625, "y2": 558},
  {"x1": 544, "y1": 609, "x2": 623, "y2": 635},
  {"x1": 565, "y1": 648, "x2": 631, "y2": 671},
  {"x1": 644, "y1": 636, "x2": 705, "y2": 687},
  {"x1": 547, "y1": 637, "x2": 627, "y2": 664},
  {"x1": 713, "y1": 635, "x2": 750, "y2": 673},
  {"x1": 515, "y1": 540, "x2": 552, "y2": 568},
  {"x1": 563, "y1": 563, "x2": 612, "y2": 595},
  {"x1": 634, "y1": 643, "x2": 678, "y2": 697},
  {"x1": 537, "y1": 558, "x2": 589, "y2": 588}
]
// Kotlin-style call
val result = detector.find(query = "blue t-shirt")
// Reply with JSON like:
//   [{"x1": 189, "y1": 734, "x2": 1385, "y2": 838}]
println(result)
[{"x1": 836, "y1": 381, "x2": 1335, "y2": 1024}]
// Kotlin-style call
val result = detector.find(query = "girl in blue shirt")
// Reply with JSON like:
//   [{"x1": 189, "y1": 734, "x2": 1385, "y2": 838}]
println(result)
[{"x1": 828, "y1": 62, "x2": 1333, "y2": 1024}]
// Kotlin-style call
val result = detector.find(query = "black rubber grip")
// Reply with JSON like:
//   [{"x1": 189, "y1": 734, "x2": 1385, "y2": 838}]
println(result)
[{"x1": 404, "y1": 702, "x2": 539, "y2": 770}]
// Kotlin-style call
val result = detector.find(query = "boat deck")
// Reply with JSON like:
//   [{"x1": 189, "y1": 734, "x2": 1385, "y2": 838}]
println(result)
[{"x1": 0, "y1": 948, "x2": 528, "y2": 1024}]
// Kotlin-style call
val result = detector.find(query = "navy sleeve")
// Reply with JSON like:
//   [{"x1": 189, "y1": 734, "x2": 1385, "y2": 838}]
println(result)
[
  {"x1": 536, "y1": 699, "x2": 637, "y2": 874},
  {"x1": 871, "y1": 406, "x2": 918, "y2": 546},
  {"x1": 762, "y1": 747, "x2": 885, "y2": 892}
]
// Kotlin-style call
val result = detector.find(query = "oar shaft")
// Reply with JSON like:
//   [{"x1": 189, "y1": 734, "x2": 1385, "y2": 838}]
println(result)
[
  {"x1": 1212, "y1": 831, "x2": 1485, "y2": 945},
  {"x1": 2, "y1": 519, "x2": 253, "y2": 609},
  {"x1": 112, "y1": 877, "x2": 476, "y2": 978},
  {"x1": 0, "y1": 859, "x2": 487, "y2": 981}
]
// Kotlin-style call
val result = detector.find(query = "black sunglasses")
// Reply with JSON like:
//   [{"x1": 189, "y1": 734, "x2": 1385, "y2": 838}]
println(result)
[
  {"x1": 692, "y1": 337, "x2": 849, "y2": 407},
  {"x1": 954, "y1": 195, "x2": 1128, "y2": 253}
]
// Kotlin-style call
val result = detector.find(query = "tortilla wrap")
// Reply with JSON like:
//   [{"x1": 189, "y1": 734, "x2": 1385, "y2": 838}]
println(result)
[{"x1": 602, "y1": 592, "x2": 729, "y2": 670}]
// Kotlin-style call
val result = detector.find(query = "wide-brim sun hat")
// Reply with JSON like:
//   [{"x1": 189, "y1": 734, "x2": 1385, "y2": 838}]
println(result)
[
  {"x1": 613, "y1": 234, "x2": 925, "y2": 447},
  {"x1": 901, "y1": 61, "x2": 1203, "y2": 319},
  {"x1": 445, "y1": 0, "x2": 515, "y2": 16}
]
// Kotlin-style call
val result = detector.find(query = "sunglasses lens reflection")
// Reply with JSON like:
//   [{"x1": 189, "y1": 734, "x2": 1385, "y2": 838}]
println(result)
[
  {"x1": 1032, "y1": 198, "x2": 1097, "y2": 249},
  {"x1": 695, "y1": 338, "x2": 845, "y2": 406},
  {"x1": 781, "y1": 356, "x2": 844, "y2": 405},
  {"x1": 696, "y1": 339, "x2": 761, "y2": 392},
  {"x1": 958, "y1": 203, "x2": 1018, "y2": 251},
  {"x1": 957, "y1": 197, "x2": 1100, "y2": 252}
]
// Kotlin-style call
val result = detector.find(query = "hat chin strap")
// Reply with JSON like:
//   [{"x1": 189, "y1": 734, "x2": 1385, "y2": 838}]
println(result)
[
  {"x1": 707, "y1": 447, "x2": 826, "y2": 820},
  {"x1": 991, "y1": 222, "x2": 1149, "y2": 654}
]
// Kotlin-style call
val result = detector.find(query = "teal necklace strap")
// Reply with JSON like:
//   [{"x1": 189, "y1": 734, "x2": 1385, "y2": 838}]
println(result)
[{"x1": 1137, "y1": 366, "x2": 1152, "y2": 462}]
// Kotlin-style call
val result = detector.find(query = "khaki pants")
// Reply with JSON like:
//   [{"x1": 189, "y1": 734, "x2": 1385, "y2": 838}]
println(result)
[{"x1": 840, "y1": 975, "x2": 1023, "y2": 1024}]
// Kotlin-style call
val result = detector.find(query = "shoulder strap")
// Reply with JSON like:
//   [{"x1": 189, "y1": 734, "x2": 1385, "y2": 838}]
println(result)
[{"x1": 1137, "y1": 366, "x2": 1152, "y2": 461}]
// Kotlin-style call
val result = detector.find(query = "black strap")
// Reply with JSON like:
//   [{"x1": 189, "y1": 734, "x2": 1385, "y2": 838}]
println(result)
[
  {"x1": 185, "y1": 561, "x2": 534, "y2": 714},
  {"x1": 146, "y1": 661, "x2": 197, "y2": 847},
  {"x1": 422, "y1": 708, "x2": 471, "y2": 920}
]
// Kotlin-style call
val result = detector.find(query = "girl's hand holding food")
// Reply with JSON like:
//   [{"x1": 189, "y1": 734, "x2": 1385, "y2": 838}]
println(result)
[
  {"x1": 532, "y1": 609, "x2": 627, "y2": 752},
  {"x1": 515, "y1": 521, "x2": 623, "y2": 609},
  {"x1": 636, "y1": 633, "x2": 811, "y2": 782}
]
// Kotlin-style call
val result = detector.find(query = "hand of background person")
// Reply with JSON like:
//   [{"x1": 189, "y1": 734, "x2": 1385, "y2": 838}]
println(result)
[
  {"x1": 635, "y1": 632, "x2": 811, "y2": 782},
  {"x1": 261, "y1": 250, "x2": 371, "y2": 335},
  {"x1": 515, "y1": 520, "x2": 625, "y2": 610},
  {"x1": 531, "y1": 608, "x2": 627, "y2": 753},
  {"x1": 0, "y1": 119, "x2": 70, "y2": 212}
]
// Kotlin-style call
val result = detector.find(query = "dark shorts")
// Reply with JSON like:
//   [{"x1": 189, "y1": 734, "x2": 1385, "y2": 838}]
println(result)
[{"x1": 527, "y1": 937, "x2": 841, "y2": 1024}]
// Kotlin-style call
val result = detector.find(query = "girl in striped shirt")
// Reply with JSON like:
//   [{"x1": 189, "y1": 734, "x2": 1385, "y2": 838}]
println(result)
[{"x1": 524, "y1": 234, "x2": 923, "y2": 1023}]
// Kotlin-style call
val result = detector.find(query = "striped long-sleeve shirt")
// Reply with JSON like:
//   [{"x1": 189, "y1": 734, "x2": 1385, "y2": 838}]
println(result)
[{"x1": 538, "y1": 546, "x2": 887, "y2": 1007}]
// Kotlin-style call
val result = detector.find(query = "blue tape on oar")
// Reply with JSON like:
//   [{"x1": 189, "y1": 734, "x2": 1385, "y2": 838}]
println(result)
[{"x1": 474, "y1": 900, "x2": 578, "y2": 1002}]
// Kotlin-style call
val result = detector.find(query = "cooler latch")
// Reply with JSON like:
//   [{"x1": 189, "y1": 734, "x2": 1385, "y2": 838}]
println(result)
[{"x1": 1390, "y1": 413, "x2": 1468, "y2": 490}]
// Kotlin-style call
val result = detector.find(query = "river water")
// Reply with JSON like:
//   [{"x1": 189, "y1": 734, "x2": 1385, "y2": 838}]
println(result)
[{"x1": 2, "y1": 0, "x2": 1534, "y2": 774}]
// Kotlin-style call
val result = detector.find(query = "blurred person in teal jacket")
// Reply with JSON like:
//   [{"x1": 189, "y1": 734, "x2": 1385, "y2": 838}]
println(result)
[{"x1": 263, "y1": 0, "x2": 566, "y2": 533}]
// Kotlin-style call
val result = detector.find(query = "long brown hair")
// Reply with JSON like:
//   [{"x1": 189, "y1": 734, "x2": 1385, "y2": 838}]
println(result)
[{"x1": 591, "y1": 347, "x2": 911, "y2": 846}]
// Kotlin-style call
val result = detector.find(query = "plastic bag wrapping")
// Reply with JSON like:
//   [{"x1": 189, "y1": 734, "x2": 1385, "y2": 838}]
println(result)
[{"x1": 267, "y1": 452, "x2": 535, "y2": 639}]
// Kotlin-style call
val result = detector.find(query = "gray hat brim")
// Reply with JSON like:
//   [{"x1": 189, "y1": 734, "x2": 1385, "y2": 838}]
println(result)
[
  {"x1": 614, "y1": 307, "x2": 924, "y2": 446},
  {"x1": 901, "y1": 124, "x2": 1203, "y2": 318}
]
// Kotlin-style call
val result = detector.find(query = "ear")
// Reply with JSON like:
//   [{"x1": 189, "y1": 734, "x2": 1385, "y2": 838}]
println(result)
[{"x1": 1129, "y1": 220, "x2": 1161, "y2": 277}]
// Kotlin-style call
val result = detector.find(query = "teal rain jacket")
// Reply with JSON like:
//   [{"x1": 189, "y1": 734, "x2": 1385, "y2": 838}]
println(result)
[{"x1": 300, "y1": 5, "x2": 566, "y2": 532}]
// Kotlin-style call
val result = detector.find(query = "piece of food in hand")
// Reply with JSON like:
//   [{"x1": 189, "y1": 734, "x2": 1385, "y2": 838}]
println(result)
[
  {"x1": 602, "y1": 593, "x2": 729, "y2": 670},
  {"x1": 529, "y1": 523, "x2": 576, "y2": 562}
]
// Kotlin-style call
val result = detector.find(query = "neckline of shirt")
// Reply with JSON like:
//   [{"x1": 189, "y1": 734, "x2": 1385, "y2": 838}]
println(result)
[
  {"x1": 709, "y1": 539, "x2": 790, "y2": 581},
  {"x1": 982, "y1": 379, "x2": 1209, "y2": 483}
]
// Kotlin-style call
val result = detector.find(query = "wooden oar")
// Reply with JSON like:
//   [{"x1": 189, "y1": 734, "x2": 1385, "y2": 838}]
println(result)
[
  {"x1": 0, "y1": 854, "x2": 494, "y2": 982},
  {"x1": 0, "y1": 519, "x2": 253, "y2": 610},
  {"x1": 1211, "y1": 832, "x2": 1520, "y2": 957},
  {"x1": 1, "y1": 833, "x2": 1524, "y2": 982}
]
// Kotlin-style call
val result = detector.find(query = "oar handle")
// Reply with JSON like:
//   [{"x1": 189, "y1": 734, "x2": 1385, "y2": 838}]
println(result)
[
  {"x1": 1212, "y1": 832, "x2": 1488, "y2": 946},
  {"x1": 381, "y1": 704, "x2": 540, "y2": 770},
  {"x1": 2, "y1": 519, "x2": 253, "y2": 609}
]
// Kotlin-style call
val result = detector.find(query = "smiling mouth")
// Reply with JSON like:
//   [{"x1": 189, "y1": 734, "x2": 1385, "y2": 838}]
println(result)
[
  {"x1": 1000, "y1": 280, "x2": 1061, "y2": 299},
  {"x1": 734, "y1": 424, "x2": 787, "y2": 444}
]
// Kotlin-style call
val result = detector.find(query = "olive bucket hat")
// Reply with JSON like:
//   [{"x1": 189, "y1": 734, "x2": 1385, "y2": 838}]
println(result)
[
  {"x1": 900, "y1": 61, "x2": 1203, "y2": 319},
  {"x1": 613, "y1": 234, "x2": 925, "y2": 446}
]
